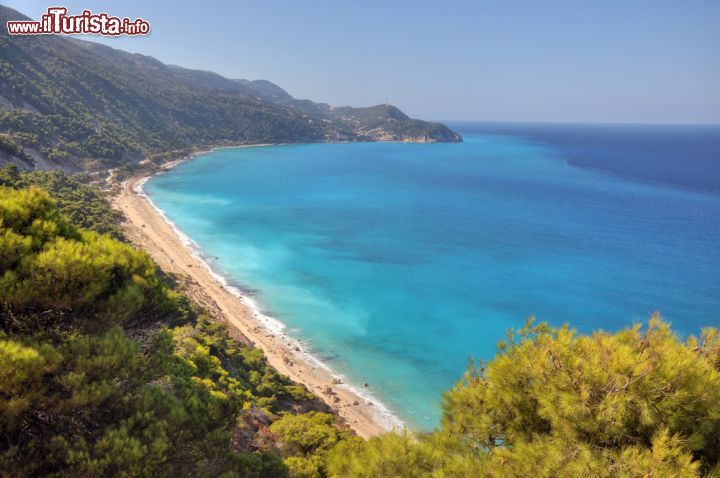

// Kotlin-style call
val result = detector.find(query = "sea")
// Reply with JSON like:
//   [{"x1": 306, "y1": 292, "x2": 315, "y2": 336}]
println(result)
[{"x1": 144, "y1": 122, "x2": 720, "y2": 430}]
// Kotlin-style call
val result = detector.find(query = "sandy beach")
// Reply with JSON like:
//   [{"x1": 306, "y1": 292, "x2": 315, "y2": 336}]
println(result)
[{"x1": 111, "y1": 164, "x2": 397, "y2": 439}]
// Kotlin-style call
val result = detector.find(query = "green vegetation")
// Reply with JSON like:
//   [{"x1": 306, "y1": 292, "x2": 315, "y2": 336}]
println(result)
[
  {"x1": 333, "y1": 104, "x2": 462, "y2": 142},
  {"x1": 1, "y1": 169, "x2": 717, "y2": 477},
  {"x1": 328, "y1": 318, "x2": 720, "y2": 477},
  {"x1": 0, "y1": 5, "x2": 460, "y2": 171},
  {"x1": 0, "y1": 187, "x2": 169, "y2": 328},
  {"x1": 0, "y1": 182, "x2": 327, "y2": 477},
  {"x1": 0, "y1": 7, "x2": 326, "y2": 169},
  {"x1": 270, "y1": 412, "x2": 353, "y2": 478},
  {"x1": 0, "y1": 164, "x2": 122, "y2": 237},
  {"x1": 0, "y1": 136, "x2": 33, "y2": 165},
  {"x1": 169, "y1": 318, "x2": 313, "y2": 413}
]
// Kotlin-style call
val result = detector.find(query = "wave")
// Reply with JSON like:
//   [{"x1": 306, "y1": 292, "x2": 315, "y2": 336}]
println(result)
[{"x1": 136, "y1": 156, "x2": 405, "y2": 432}]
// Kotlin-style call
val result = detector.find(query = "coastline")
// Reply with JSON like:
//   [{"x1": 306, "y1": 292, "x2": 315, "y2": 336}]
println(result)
[{"x1": 111, "y1": 146, "x2": 402, "y2": 439}]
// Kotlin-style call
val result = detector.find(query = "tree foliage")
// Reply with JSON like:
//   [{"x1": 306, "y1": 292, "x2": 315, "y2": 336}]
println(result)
[
  {"x1": 270, "y1": 412, "x2": 353, "y2": 478},
  {"x1": 0, "y1": 165, "x2": 123, "y2": 237},
  {"x1": 329, "y1": 318, "x2": 720, "y2": 477},
  {"x1": 0, "y1": 186, "x2": 172, "y2": 330},
  {"x1": 0, "y1": 185, "x2": 325, "y2": 477}
]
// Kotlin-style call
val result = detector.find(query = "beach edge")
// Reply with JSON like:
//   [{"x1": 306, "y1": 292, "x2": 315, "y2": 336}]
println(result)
[{"x1": 111, "y1": 152, "x2": 402, "y2": 439}]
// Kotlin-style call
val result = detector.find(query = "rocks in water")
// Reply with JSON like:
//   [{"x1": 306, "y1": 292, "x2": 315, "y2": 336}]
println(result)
[
  {"x1": 332, "y1": 378, "x2": 343, "y2": 385},
  {"x1": 364, "y1": 383, "x2": 369, "y2": 387},
  {"x1": 368, "y1": 401, "x2": 374, "y2": 406}
]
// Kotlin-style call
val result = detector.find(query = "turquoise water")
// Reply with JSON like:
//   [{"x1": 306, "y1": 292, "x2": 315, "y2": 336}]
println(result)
[{"x1": 145, "y1": 123, "x2": 720, "y2": 430}]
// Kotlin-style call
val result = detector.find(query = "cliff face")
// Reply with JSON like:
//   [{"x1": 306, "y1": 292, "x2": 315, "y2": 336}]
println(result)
[{"x1": 0, "y1": 5, "x2": 461, "y2": 172}]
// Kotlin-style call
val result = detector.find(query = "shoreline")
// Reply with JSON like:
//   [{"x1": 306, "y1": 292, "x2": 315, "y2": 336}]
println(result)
[{"x1": 112, "y1": 146, "x2": 403, "y2": 439}]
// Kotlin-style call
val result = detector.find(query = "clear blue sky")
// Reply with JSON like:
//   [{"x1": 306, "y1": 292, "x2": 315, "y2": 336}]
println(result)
[{"x1": 6, "y1": 0, "x2": 720, "y2": 123}]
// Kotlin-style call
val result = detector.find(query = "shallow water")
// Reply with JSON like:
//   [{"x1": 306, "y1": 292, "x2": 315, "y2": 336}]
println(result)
[{"x1": 145, "y1": 122, "x2": 720, "y2": 430}]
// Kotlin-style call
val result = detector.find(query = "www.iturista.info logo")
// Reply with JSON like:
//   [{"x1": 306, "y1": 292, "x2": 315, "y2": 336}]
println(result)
[{"x1": 6, "y1": 7, "x2": 150, "y2": 36}]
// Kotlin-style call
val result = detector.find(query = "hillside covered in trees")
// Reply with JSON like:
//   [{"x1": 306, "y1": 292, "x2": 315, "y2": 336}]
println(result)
[
  {"x1": 1, "y1": 165, "x2": 718, "y2": 477},
  {"x1": 0, "y1": 166, "x2": 350, "y2": 476},
  {"x1": 0, "y1": 5, "x2": 460, "y2": 173}
]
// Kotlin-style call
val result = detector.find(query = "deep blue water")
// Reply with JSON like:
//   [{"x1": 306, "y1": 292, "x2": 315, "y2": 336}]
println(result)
[{"x1": 145, "y1": 122, "x2": 720, "y2": 430}]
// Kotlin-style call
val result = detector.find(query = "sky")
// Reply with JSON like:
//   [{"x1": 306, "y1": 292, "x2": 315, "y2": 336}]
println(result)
[{"x1": 5, "y1": 0, "x2": 720, "y2": 123}]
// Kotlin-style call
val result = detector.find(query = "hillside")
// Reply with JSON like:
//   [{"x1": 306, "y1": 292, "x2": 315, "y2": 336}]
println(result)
[
  {"x1": 0, "y1": 5, "x2": 461, "y2": 172},
  {"x1": 233, "y1": 80, "x2": 462, "y2": 143}
]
